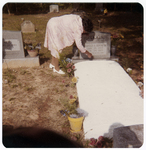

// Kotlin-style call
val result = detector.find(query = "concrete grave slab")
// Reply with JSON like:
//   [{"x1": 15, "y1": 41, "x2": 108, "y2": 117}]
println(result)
[
  {"x1": 3, "y1": 30, "x2": 25, "y2": 59},
  {"x1": 74, "y1": 60, "x2": 143, "y2": 139},
  {"x1": 3, "y1": 56, "x2": 40, "y2": 69},
  {"x1": 113, "y1": 124, "x2": 143, "y2": 148}
]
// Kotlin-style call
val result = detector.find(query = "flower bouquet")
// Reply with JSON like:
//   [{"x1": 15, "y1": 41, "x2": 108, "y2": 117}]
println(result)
[
  {"x1": 59, "y1": 57, "x2": 76, "y2": 77},
  {"x1": 60, "y1": 97, "x2": 88, "y2": 132},
  {"x1": 88, "y1": 136, "x2": 113, "y2": 148},
  {"x1": 24, "y1": 42, "x2": 41, "y2": 57}
]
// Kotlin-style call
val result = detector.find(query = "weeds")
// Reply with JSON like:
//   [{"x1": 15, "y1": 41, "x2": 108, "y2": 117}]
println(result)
[
  {"x1": 59, "y1": 97, "x2": 78, "y2": 114},
  {"x1": 20, "y1": 69, "x2": 27, "y2": 75},
  {"x1": 11, "y1": 84, "x2": 18, "y2": 88},
  {"x1": 24, "y1": 86, "x2": 35, "y2": 92},
  {"x1": 70, "y1": 83, "x2": 76, "y2": 88},
  {"x1": 121, "y1": 57, "x2": 132, "y2": 69},
  {"x1": 3, "y1": 69, "x2": 16, "y2": 83},
  {"x1": 9, "y1": 97, "x2": 16, "y2": 101}
]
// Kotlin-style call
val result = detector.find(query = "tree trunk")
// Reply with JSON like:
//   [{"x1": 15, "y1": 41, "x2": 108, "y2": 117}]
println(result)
[{"x1": 6, "y1": 3, "x2": 10, "y2": 15}]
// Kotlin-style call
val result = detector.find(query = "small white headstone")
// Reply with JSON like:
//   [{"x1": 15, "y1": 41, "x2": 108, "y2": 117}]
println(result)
[
  {"x1": 21, "y1": 20, "x2": 35, "y2": 33},
  {"x1": 50, "y1": 5, "x2": 59, "y2": 13}
]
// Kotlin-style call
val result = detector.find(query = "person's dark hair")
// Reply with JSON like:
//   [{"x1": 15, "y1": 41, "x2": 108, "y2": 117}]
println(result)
[{"x1": 82, "y1": 17, "x2": 93, "y2": 32}]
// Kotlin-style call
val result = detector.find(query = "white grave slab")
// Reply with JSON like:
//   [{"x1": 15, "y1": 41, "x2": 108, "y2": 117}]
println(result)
[{"x1": 74, "y1": 60, "x2": 143, "y2": 139}]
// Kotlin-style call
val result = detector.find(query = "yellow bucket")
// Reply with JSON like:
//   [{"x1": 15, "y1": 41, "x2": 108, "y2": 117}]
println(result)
[{"x1": 68, "y1": 116, "x2": 84, "y2": 132}]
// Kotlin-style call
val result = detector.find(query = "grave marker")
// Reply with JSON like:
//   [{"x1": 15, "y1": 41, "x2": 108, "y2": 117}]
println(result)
[
  {"x1": 21, "y1": 20, "x2": 35, "y2": 33},
  {"x1": 80, "y1": 31, "x2": 111, "y2": 59},
  {"x1": 3, "y1": 30, "x2": 25, "y2": 59},
  {"x1": 50, "y1": 4, "x2": 59, "y2": 13},
  {"x1": 113, "y1": 124, "x2": 143, "y2": 148},
  {"x1": 95, "y1": 3, "x2": 103, "y2": 13}
]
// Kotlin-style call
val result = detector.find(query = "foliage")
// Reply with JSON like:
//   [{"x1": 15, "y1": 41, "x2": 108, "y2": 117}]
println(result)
[
  {"x1": 59, "y1": 95, "x2": 78, "y2": 115},
  {"x1": 111, "y1": 33, "x2": 124, "y2": 45},
  {"x1": 59, "y1": 57, "x2": 76, "y2": 77},
  {"x1": 88, "y1": 136, "x2": 113, "y2": 148},
  {"x1": 3, "y1": 69, "x2": 16, "y2": 83},
  {"x1": 121, "y1": 57, "x2": 132, "y2": 69},
  {"x1": 24, "y1": 42, "x2": 41, "y2": 51}
]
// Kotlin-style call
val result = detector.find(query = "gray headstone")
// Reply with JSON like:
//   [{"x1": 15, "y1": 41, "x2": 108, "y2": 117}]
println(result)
[
  {"x1": 50, "y1": 5, "x2": 59, "y2": 13},
  {"x1": 3, "y1": 30, "x2": 25, "y2": 59},
  {"x1": 113, "y1": 124, "x2": 143, "y2": 148},
  {"x1": 80, "y1": 31, "x2": 111, "y2": 59},
  {"x1": 21, "y1": 20, "x2": 35, "y2": 33},
  {"x1": 95, "y1": 3, "x2": 103, "y2": 12}
]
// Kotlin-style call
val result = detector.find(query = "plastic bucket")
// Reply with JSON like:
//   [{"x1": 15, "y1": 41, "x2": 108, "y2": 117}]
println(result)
[{"x1": 68, "y1": 116, "x2": 84, "y2": 132}]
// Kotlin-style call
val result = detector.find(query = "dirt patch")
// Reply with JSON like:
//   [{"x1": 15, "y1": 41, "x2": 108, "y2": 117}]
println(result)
[
  {"x1": 2, "y1": 62, "x2": 77, "y2": 135},
  {"x1": 2, "y1": 10, "x2": 143, "y2": 147}
]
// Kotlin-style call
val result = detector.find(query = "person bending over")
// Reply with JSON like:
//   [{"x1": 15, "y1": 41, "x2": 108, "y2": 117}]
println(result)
[{"x1": 44, "y1": 14, "x2": 93, "y2": 74}]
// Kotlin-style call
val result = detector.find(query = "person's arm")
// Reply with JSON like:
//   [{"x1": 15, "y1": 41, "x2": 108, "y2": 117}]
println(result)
[
  {"x1": 73, "y1": 16, "x2": 93, "y2": 59},
  {"x1": 84, "y1": 50, "x2": 93, "y2": 59},
  {"x1": 74, "y1": 31, "x2": 93, "y2": 58}
]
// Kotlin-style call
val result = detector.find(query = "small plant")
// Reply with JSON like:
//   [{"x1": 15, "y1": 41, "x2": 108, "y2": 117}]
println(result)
[
  {"x1": 9, "y1": 97, "x2": 16, "y2": 101},
  {"x1": 121, "y1": 57, "x2": 132, "y2": 69},
  {"x1": 88, "y1": 136, "x2": 113, "y2": 148},
  {"x1": 3, "y1": 69, "x2": 16, "y2": 83},
  {"x1": 20, "y1": 69, "x2": 27, "y2": 75},
  {"x1": 24, "y1": 42, "x2": 41, "y2": 51},
  {"x1": 11, "y1": 84, "x2": 18, "y2": 88},
  {"x1": 111, "y1": 33, "x2": 124, "y2": 46},
  {"x1": 59, "y1": 57, "x2": 76, "y2": 77},
  {"x1": 59, "y1": 95, "x2": 78, "y2": 116},
  {"x1": 24, "y1": 86, "x2": 34, "y2": 92}
]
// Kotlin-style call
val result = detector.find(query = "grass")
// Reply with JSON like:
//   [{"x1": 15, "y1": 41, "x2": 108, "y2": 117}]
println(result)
[
  {"x1": 24, "y1": 86, "x2": 35, "y2": 92},
  {"x1": 2, "y1": 9, "x2": 143, "y2": 148},
  {"x1": 3, "y1": 10, "x2": 143, "y2": 71},
  {"x1": 3, "y1": 69, "x2": 16, "y2": 83},
  {"x1": 59, "y1": 97, "x2": 78, "y2": 115},
  {"x1": 9, "y1": 97, "x2": 16, "y2": 101}
]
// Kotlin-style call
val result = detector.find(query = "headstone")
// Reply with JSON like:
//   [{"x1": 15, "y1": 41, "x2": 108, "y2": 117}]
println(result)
[
  {"x1": 113, "y1": 124, "x2": 143, "y2": 148},
  {"x1": 50, "y1": 5, "x2": 59, "y2": 13},
  {"x1": 3, "y1": 30, "x2": 25, "y2": 59},
  {"x1": 21, "y1": 20, "x2": 35, "y2": 33},
  {"x1": 95, "y1": 3, "x2": 103, "y2": 12},
  {"x1": 80, "y1": 31, "x2": 111, "y2": 59}
]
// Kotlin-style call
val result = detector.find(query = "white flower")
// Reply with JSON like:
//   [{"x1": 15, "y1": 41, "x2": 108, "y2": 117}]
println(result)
[
  {"x1": 137, "y1": 82, "x2": 143, "y2": 88},
  {"x1": 126, "y1": 68, "x2": 132, "y2": 73}
]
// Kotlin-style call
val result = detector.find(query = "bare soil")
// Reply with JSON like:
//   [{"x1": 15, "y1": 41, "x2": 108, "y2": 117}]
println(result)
[
  {"x1": 2, "y1": 62, "x2": 80, "y2": 141},
  {"x1": 2, "y1": 9, "x2": 143, "y2": 147}
]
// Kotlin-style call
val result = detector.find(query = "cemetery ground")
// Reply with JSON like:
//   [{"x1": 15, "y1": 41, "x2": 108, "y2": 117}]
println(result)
[{"x1": 2, "y1": 9, "x2": 143, "y2": 147}]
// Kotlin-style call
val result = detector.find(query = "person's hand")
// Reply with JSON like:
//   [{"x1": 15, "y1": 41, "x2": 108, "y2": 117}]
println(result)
[{"x1": 85, "y1": 50, "x2": 93, "y2": 60}]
